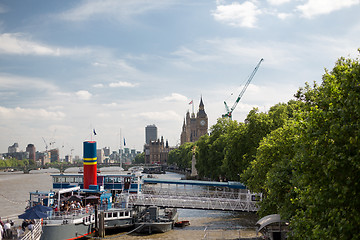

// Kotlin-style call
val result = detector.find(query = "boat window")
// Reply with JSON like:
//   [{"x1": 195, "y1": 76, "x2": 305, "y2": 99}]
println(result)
[
  {"x1": 74, "y1": 176, "x2": 83, "y2": 183},
  {"x1": 66, "y1": 177, "x2": 75, "y2": 183},
  {"x1": 58, "y1": 177, "x2": 66, "y2": 182},
  {"x1": 120, "y1": 212, "x2": 124, "y2": 217},
  {"x1": 53, "y1": 176, "x2": 59, "y2": 183}
]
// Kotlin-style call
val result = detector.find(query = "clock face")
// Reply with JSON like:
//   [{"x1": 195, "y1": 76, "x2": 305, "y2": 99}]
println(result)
[{"x1": 200, "y1": 120, "x2": 206, "y2": 126}]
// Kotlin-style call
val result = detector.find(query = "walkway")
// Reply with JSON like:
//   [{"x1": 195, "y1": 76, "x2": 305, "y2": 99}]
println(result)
[{"x1": 128, "y1": 178, "x2": 261, "y2": 212}]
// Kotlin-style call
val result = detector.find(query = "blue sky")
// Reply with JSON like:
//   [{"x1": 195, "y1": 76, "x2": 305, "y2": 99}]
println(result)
[{"x1": 0, "y1": 0, "x2": 359, "y2": 157}]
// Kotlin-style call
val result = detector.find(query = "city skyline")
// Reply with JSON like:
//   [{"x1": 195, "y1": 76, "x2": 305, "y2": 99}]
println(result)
[{"x1": 1, "y1": 1, "x2": 360, "y2": 157}]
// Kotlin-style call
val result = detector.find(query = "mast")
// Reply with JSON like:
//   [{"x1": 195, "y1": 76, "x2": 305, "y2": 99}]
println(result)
[{"x1": 119, "y1": 129, "x2": 122, "y2": 169}]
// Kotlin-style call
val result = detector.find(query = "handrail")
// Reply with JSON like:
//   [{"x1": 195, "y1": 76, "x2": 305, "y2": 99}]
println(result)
[{"x1": 21, "y1": 220, "x2": 42, "y2": 240}]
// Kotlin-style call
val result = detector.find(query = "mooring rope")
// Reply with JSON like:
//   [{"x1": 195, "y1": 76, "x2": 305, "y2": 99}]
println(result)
[{"x1": 0, "y1": 193, "x2": 26, "y2": 205}]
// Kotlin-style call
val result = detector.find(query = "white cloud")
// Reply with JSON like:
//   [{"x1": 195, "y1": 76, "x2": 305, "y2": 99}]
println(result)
[
  {"x1": 0, "y1": 73, "x2": 57, "y2": 91},
  {"x1": 59, "y1": 0, "x2": 175, "y2": 22},
  {"x1": 93, "y1": 83, "x2": 104, "y2": 88},
  {"x1": 138, "y1": 110, "x2": 182, "y2": 121},
  {"x1": 267, "y1": 0, "x2": 291, "y2": 5},
  {"x1": 92, "y1": 62, "x2": 107, "y2": 67},
  {"x1": 0, "y1": 106, "x2": 66, "y2": 120},
  {"x1": 103, "y1": 102, "x2": 118, "y2": 107},
  {"x1": 162, "y1": 93, "x2": 188, "y2": 102},
  {"x1": 277, "y1": 12, "x2": 292, "y2": 19},
  {"x1": 297, "y1": 0, "x2": 360, "y2": 18},
  {"x1": 109, "y1": 81, "x2": 137, "y2": 88},
  {"x1": 75, "y1": 90, "x2": 92, "y2": 100},
  {"x1": 212, "y1": 1, "x2": 262, "y2": 28},
  {"x1": 0, "y1": 33, "x2": 91, "y2": 56},
  {"x1": 172, "y1": 47, "x2": 218, "y2": 62}
]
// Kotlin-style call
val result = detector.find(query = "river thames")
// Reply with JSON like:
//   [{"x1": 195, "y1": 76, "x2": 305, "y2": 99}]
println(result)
[{"x1": 0, "y1": 168, "x2": 259, "y2": 239}]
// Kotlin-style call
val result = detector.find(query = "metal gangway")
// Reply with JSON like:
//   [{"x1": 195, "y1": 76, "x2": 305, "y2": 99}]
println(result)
[{"x1": 128, "y1": 178, "x2": 261, "y2": 212}]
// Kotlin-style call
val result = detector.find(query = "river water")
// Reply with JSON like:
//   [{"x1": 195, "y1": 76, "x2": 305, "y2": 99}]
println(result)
[{"x1": 0, "y1": 168, "x2": 259, "y2": 239}]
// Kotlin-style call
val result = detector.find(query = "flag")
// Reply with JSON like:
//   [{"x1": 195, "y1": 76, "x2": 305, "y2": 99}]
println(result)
[
  {"x1": 189, "y1": 100, "x2": 193, "y2": 105},
  {"x1": 123, "y1": 137, "x2": 126, "y2": 146},
  {"x1": 93, "y1": 129, "x2": 97, "y2": 135}
]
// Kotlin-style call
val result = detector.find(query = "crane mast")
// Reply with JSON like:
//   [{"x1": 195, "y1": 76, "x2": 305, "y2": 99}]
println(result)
[{"x1": 222, "y1": 58, "x2": 264, "y2": 119}]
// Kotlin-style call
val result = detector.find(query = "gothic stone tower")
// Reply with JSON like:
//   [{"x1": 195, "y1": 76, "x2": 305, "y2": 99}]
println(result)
[{"x1": 180, "y1": 97, "x2": 208, "y2": 145}]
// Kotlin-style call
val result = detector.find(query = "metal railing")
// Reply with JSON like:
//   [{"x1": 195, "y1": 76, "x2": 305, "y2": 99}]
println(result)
[
  {"x1": 21, "y1": 220, "x2": 42, "y2": 240},
  {"x1": 128, "y1": 193, "x2": 259, "y2": 212}
]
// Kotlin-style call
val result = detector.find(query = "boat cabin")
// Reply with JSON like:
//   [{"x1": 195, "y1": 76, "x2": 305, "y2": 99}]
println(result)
[{"x1": 51, "y1": 173, "x2": 143, "y2": 193}]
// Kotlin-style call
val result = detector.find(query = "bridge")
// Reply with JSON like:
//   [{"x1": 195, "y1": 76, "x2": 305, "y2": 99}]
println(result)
[
  {"x1": 0, "y1": 163, "x2": 134, "y2": 173},
  {"x1": 128, "y1": 178, "x2": 261, "y2": 212}
]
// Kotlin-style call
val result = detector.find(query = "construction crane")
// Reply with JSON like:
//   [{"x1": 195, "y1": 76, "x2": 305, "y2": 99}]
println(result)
[
  {"x1": 222, "y1": 58, "x2": 264, "y2": 119},
  {"x1": 42, "y1": 137, "x2": 48, "y2": 151}
]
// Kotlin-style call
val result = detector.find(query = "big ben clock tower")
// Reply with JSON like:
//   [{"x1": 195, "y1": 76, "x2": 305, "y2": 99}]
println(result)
[
  {"x1": 196, "y1": 97, "x2": 208, "y2": 140},
  {"x1": 180, "y1": 96, "x2": 208, "y2": 145}
]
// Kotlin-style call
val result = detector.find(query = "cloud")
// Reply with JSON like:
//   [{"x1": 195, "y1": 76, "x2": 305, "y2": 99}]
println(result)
[
  {"x1": 75, "y1": 90, "x2": 92, "y2": 100},
  {"x1": 93, "y1": 83, "x2": 104, "y2": 88},
  {"x1": 0, "y1": 73, "x2": 58, "y2": 91},
  {"x1": 102, "y1": 102, "x2": 118, "y2": 107},
  {"x1": 267, "y1": 0, "x2": 291, "y2": 5},
  {"x1": 59, "y1": 0, "x2": 175, "y2": 22},
  {"x1": 212, "y1": 1, "x2": 262, "y2": 28},
  {"x1": 0, "y1": 106, "x2": 66, "y2": 120},
  {"x1": 138, "y1": 110, "x2": 182, "y2": 121},
  {"x1": 277, "y1": 12, "x2": 292, "y2": 20},
  {"x1": 109, "y1": 81, "x2": 138, "y2": 88},
  {"x1": 172, "y1": 47, "x2": 218, "y2": 62},
  {"x1": 162, "y1": 93, "x2": 188, "y2": 102},
  {"x1": 297, "y1": 0, "x2": 360, "y2": 18},
  {"x1": 0, "y1": 33, "x2": 91, "y2": 56}
]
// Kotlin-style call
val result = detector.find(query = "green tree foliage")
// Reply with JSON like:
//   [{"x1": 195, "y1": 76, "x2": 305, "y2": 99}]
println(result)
[
  {"x1": 168, "y1": 142, "x2": 195, "y2": 170},
  {"x1": 243, "y1": 121, "x2": 301, "y2": 219},
  {"x1": 196, "y1": 118, "x2": 235, "y2": 180},
  {"x1": 242, "y1": 53, "x2": 360, "y2": 239},
  {"x1": 289, "y1": 55, "x2": 360, "y2": 239},
  {"x1": 0, "y1": 158, "x2": 30, "y2": 168},
  {"x1": 134, "y1": 152, "x2": 145, "y2": 164}
]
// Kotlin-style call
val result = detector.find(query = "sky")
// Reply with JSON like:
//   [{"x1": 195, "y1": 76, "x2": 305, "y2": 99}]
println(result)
[{"x1": 0, "y1": 0, "x2": 359, "y2": 158}]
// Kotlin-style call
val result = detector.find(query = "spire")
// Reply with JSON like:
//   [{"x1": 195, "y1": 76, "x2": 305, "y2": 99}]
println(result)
[
  {"x1": 199, "y1": 96, "x2": 204, "y2": 110},
  {"x1": 197, "y1": 96, "x2": 207, "y2": 118}
]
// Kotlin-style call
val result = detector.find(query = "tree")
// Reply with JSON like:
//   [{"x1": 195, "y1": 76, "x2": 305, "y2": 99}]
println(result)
[
  {"x1": 196, "y1": 118, "x2": 232, "y2": 180},
  {"x1": 134, "y1": 152, "x2": 145, "y2": 164},
  {"x1": 168, "y1": 142, "x2": 195, "y2": 170},
  {"x1": 290, "y1": 54, "x2": 360, "y2": 239}
]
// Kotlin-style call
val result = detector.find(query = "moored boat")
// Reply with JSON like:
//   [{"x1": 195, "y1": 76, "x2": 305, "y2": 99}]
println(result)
[{"x1": 134, "y1": 206, "x2": 178, "y2": 234}]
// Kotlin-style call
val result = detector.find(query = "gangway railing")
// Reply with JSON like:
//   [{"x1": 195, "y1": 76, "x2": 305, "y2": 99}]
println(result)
[{"x1": 128, "y1": 183, "x2": 261, "y2": 212}]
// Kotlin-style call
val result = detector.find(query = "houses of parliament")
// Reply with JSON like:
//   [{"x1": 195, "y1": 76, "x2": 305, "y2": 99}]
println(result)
[
  {"x1": 144, "y1": 97, "x2": 208, "y2": 164},
  {"x1": 180, "y1": 97, "x2": 208, "y2": 145}
]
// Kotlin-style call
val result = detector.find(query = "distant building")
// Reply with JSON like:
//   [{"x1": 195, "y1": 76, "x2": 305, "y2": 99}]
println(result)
[
  {"x1": 8, "y1": 143, "x2": 19, "y2": 153},
  {"x1": 64, "y1": 155, "x2": 72, "y2": 163},
  {"x1": 145, "y1": 124, "x2": 158, "y2": 144},
  {"x1": 97, "y1": 148, "x2": 105, "y2": 164},
  {"x1": 180, "y1": 97, "x2": 208, "y2": 145},
  {"x1": 38, "y1": 151, "x2": 50, "y2": 165},
  {"x1": 49, "y1": 149, "x2": 59, "y2": 162},
  {"x1": 26, "y1": 144, "x2": 36, "y2": 162},
  {"x1": 73, "y1": 155, "x2": 80, "y2": 162},
  {"x1": 103, "y1": 147, "x2": 110, "y2": 157},
  {"x1": 144, "y1": 136, "x2": 173, "y2": 164}
]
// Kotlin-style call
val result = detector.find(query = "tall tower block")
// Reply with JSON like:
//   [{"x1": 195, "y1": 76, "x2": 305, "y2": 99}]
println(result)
[{"x1": 83, "y1": 141, "x2": 97, "y2": 189}]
